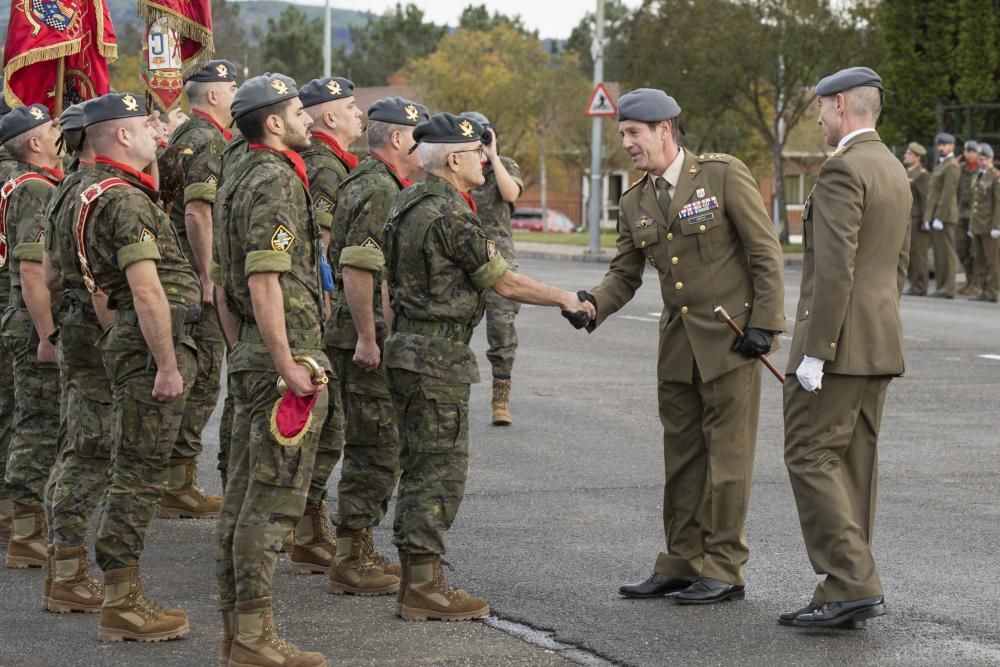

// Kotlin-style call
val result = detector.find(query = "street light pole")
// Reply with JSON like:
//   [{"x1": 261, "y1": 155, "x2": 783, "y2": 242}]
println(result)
[
  {"x1": 323, "y1": 0, "x2": 331, "y2": 78},
  {"x1": 587, "y1": 0, "x2": 605, "y2": 256}
]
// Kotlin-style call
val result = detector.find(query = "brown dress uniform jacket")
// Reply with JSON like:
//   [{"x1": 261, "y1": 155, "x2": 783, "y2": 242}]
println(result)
[
  {"x1": 589, "y1": 150, "x2": 785, "y2": 382},
  {"x1": 924, "y1": 156, "x2": 960, "y2": 224},
  {"x1": 786, "y1": 131, "x2": 911, "y2": 377}
]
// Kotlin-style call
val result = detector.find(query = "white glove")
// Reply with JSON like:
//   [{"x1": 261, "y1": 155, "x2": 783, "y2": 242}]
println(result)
[
  {"x1": 991, "y1": 229, "x2": 1000, "y2": 240},
  {"x1": 931, "y1": 219, "x2": 944, "y2": 231},
  {"x1": 795, "y1": 355, "x2": 825, "y2": 392}
]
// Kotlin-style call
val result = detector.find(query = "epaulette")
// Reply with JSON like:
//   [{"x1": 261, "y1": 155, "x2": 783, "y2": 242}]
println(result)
[
  {"x1": 697, "y1": 152, "x2": 735, "y2": 163},
  {"x1": 622, "y1": 172, "x2": 649, "y2": 198}
]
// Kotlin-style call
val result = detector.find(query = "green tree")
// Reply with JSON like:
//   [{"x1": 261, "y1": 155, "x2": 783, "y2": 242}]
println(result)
[
  {"x1": 257, "y1": 6, "x2": 323, "y2": 86},
  {"x1": 954, "y1": 0, "x2": 997, "y2": 106},
  {"x1": 563, "y1": 0, "x2": 631, "y2": 81},
  {"x1": 211, "y1": 0, "x2": 258, "y2": 78},
  {"x1": 458, "y1": 4, "x2": 530, "y2": 34},
  {"x1": 332, "y1": 3, "x2": 446, "y2": 86}
]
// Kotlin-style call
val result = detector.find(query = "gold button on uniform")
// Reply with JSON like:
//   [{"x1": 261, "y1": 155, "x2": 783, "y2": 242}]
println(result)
[
  {"x1": 681, "y1": 306, "x2": 688, "y2": 314},
  {"x1": 671, "y1": 257, "x2": 679, "y2": 265},
  {"x1": 675, "y1": 282, "x2": 684, "y2": 290},
  {"x1": 699, "y1": 225, "x2": 706, "y2": 231},
  {"x1": 805, "y1": 309, "x2": 810, "y2": 316},
  {"x1": 830, "y1": 342, "x2": 837, "y2": 349},
  {"x1": 667, "y1": 233, "x2": 673, "y2": 240},
  {"x1": 640, "y1": 240, "x2": 647, "y2": 247},
  {"x1": 744, "y1": 302, "x2": 750, "y2": 308}
]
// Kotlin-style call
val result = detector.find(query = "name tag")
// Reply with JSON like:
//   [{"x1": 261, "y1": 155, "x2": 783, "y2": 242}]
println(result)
[{"x1": 688, "y1": 212, "x2": 715, "y2": 225}]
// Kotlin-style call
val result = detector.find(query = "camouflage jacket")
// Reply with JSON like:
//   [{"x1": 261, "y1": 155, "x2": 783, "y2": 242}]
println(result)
[
  {"x1": 326, "y1": 153, "x2": 407, "y2": 349},
  {"x1": 210, "y1": 135, "x2": 249, "y2": 285},
  {"x1": 45, "y1": 162, "x2": 92, "y2": 304},
  {"x1": 0, "y1": 148, "x2": 13, "y2": 308},
  {"x1": 166, "y1": 112, "x2": 227, "y2": 262},
  {"x1": 215, "y1": 145, "x2": 325, "y2": 370},
  {"x1": 470, "y1": 155, "x2": 523, "y2": 262},
  {"x1": 302, "y1": 132, "x2": 353, "y2": 233},
  {"x1": 0, "y1": 162, "x2": 59, "y2": 339},
  {"x1": 78, "y1": 161, "x2": 200, "y2": 312},
  {"x1": 383, "y1": 175, "x2": 508, "y2": 384}
]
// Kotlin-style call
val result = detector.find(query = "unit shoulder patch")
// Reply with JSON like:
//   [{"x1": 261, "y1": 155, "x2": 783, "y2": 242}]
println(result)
[
  {"x1": 486, "y1": 239, "x2": 497, "y2": 260},
  {"x1": 315, "y1": 195, "x2": 334, "y2": 213},
  {"x1": 271, "y1": 225, "x2": 295, "y2": 251},
  {"x1": 360, "y1": 236, "x2": 381, "y2": 251},
  {"x1": 139, "y1": 227, "x2": 157, "y2": 243}
]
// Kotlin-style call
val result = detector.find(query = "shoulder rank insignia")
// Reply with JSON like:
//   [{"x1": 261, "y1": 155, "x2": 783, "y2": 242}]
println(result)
[
  {"x1": 271, "y1": 225, "x2": 295, "y2": 251},
  {"x1": 361, "y1": 236, "x2": 381, "y2": 251},
  {"x1": 315, "y1": 195, "x2": 334, "y2": 213},
  {"x1": 139, "y1": 227, "x2": 157, "y2": 243},
  {"x1": 486, "y1": 239, "x2": 497, "y2": 260}
]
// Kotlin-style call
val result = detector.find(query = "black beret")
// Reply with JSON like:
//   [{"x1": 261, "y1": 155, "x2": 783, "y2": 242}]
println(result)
[
  {"x1": 299, "y1": 77, "x2": 355, "y2": 108},
  {"x1": 460, "y1": 111, "x2": 492, "y2": 128},
  {"x1": 413, "y1": 112, "x2": 488, "y2": 145},
  {"x1": 617, "y1": 88, "x2": 681, "y2": 123},
  {"x1": 367, "y1": 97, "x2": 428, "y2": 126},
  {"x1": 84, "y1": 92, "x2": 148, "y2": 127},
  {"x1": 186, "y1": 59, "x2": 238, "y2": 84},
  {"x1": 815, "y1": 66, "x2": 883, "y2": 96},
  {"x1": 0, "y1": 104, "x2": 53, "y2": 144},
  {"x1": 59, "y1": 103, "x2": 87, "y2": 133},
  {"x1": 936, "y1": 132, "x2": 956, "y2": 145},
  {"x1": 231, "y1": 73, "x2": 298, "y2": 120}
]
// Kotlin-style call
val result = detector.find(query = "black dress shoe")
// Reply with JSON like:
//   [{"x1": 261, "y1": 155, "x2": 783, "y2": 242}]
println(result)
[
  {"x1": 778, "y1": 596, "x2": 886, "y2": 628},
  {"x1": 618, "y1": 574, "x2": 692, "y2": 598},
  {"x1": 930, "y1": 292, "x2": 955, "y2": 299},
  {"x1": 671, "y1": 577, "x2": 745, "y2": 605}
]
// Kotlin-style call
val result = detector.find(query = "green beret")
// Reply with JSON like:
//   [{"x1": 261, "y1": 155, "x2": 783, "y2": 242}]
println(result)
[
  {"x1": 367, "y1": 97, "x2": 428, "y2": 126},
  {"x1": 299, "y1": 77, "x2": 355, "y2": 108},
  {"x1": 84, "y1": 92, "x2": 148, "y2": 127},
  {"x1": 186, "y1": 59, "x2": 238, "y2": 84},
  {"x1": 907, "y1": 142, "x2": 926, "y2": 157},
  {"x1": 617, "y1": 88, "x2": 681, "y2": 123},
  {"x1": 815, "y1": 66, "x2": 883, "y2": 96},
  {"x1": 0, "y1": 104, "x2": 53, "y2": 144},
  {"x1": 413, "y1": 112, "x2": 488, "y2": 145},
  {"x1": 231, "y1": 73, "x2": 298, "y2": 120}
]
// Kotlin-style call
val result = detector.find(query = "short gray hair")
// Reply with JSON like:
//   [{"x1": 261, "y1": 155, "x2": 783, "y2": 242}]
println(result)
[
  {"x1": 4, "y1": 125, "x2": 47, "y2": 161},
  {"x1": 184, "y1": 80, "x2": 210, "y2": 106},
  {"x1": 417, "y1": 142, "x2": 451, "y2": 174},
  {"x1": 366, "y1": 120, "x2": 397, "y2": 150},
  {"x1": 846, "y1": 86, "x2": 881, "y2": 121}
]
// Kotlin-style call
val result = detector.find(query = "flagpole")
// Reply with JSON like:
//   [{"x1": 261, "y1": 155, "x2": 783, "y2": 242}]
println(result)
[{"x1": 54, "y1": 57, "x2": 65, "y2": 116}]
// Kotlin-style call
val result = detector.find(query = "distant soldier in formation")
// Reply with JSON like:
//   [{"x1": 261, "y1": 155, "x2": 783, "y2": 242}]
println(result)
[
  {"x1": 925, "y1": 132, "x2": 960, "y2": 298},
  {"x1": 957, "y1": 140, "x2": 981, "y2": 295},
  {"x1": 969, "y1": 144, "x2": 1000, "y2": 302},
  {"x1": 903, "y1": 142, "x2": 930, "y2": 296},
  {"x1": 0, "y1": 95, "x2": 16, "y2": 546}
]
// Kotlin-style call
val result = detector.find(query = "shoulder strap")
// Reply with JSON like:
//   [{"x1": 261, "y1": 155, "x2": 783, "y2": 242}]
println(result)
[
  {"x1": 75, "y1": 177, "x2": 130, "y2": 294},
  {"x1": 0, "y1": 173, "x2": 56, "y2": 268}
]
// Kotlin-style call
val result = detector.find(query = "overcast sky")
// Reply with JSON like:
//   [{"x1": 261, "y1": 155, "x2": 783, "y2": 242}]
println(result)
[{"x1": 293, "y1": 0, "x2": 644, "y2": 40}]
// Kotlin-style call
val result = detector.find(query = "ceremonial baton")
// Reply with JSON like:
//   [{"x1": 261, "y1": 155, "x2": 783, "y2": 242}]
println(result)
[{"x1": 713, "y1": 306, "x2": 785, "y2": 383}]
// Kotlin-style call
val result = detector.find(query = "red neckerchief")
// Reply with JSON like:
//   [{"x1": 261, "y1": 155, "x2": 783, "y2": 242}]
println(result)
[
  {"x1": 461, "y1": 192, "x2": 478, "y2": 214},
  {"x1": 372, "y1": 152, "x2": 412, "y2": 188},
  {"x1": 157, "y1": 140, "x2": 168, "y2": 149},
  {"x1": 95, "y1": 156, "x2": 157, "y2": 191},
  {"x1": 965, "y1": 159, "x2": 979, "y2": 173},
  {"x1": 42, "y1": 166, "x2": 64, "y2": 183},
  {"x1": 249, "y1": 143, "x2": 310, "y2": 192},
  {"x1": 313, "y1": 131, "x2": 360, "y2": 170},
  {"x1": 193, "y1": 109, "x2": 234, "y2": 141}
]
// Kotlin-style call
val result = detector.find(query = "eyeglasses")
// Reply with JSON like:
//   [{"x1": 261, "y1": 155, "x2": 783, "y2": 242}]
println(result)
[{"x1": 452, "y1": 147, "x2": 486, "y2": 158}]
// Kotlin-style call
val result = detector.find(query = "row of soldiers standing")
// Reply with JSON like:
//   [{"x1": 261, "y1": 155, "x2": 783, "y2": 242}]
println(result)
[
  {"x1": 904, "y1": 135, "x2": 1000, "y2": 300},
  {"x1": 0, "y1": 58, "x2": 589, "y2": 667}
]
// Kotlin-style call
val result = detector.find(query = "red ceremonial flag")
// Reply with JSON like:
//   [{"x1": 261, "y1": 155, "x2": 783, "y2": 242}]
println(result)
[
  {"x1": 3, "y1": 0, "x2": 117, "y2": 113},
  {"x1": 139, "y1": 0, "x2": 213, "y2": 110}
]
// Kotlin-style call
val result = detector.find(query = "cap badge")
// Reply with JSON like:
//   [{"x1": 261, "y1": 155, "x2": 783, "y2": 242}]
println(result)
[
  {"x1": 29, "y1": 106, "x2": 44, "y2": 120},
  {"x1": 271, "y1": 79, "x2": 289, "y2": 95},
  {"x1": 404, "y1": 104, "x2": 419, "y2": 122},
  {"x1": 122, "y1": 95, "x2": 139, "y2": 112},
  {"x1": 327, "y1": 80, "x2": 342, "y2": 96},
  {"x1": 458, "y1": 120, "x2": 475, "y2": 138},
  {"x1": 216, "y1": 64, "x2": 228, "y2": 78}
]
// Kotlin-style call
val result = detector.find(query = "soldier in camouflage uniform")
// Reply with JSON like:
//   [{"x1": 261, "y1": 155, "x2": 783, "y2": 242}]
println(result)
[
  {"x1": 0, "y1": 94, "x2": 15, "y2": 546},
  {"x1": 462, "y1": 111, "x2": 524, "y2": 425},
  {"x1": 287, "y1": 76, "x2": 364, "y2": 575},
  {"x1": 325, "y1": 96, "x2": 426, "y2": 596},
  {"x1": 383, "y1": 113, "x2": 594, "y2": 621},
  {"x1": 957, "y1": 140, "x2": 980, "y2": 295},
  {"x1": 78, "y1": 93, "x2": 201, "y2": 642},
  {"x1": 0, "y1": 105, "x2": 64, "y2": 570},
  {"x1": 159, "y1": 60, "x2": 238, "y2": 519},
  {"x1": 40, "y1": 102, "x2": 109, "y2": 612},
  {"x1": 214, "y1": 74, "x2": 328, "y2": 667}
]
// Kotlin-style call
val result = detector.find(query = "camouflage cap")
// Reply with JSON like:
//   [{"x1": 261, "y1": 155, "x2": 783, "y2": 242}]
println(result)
[
  {"x1": 231, "y1": 73, "x2": 298, "y2": 120},
  {"x1": 815, "y1": 66, "x2": 883, "y2": 96},
  {"x1": 0, "y1": 104, "x2": 52, "y2": 144},
  {"x1": 413, "y1": 112, "x2": 488, "y2": 145},
  {"x1": 460, "y1": 111, "x2": 492, "y2": 129},
  {"x1": 84, "y1": 92, "x2": 148, "y2": 127},
  {"x1": 906, "y1": 141, "x2": 926, "y2": 157},
  {"x1": 979, "y1": 143, "x2": 994, "y2": 159},
  {"x1": 367, "y1": 96, "x2": 428, "y2": 126},
  {"x1": 299, "y1": 77, "x2": 355, "y2": 107},
  {"x1": 59, "y1": 103, "x2": 87, "y2": 133},
  {"x1": 617, "y1": 88, "x2": 681, "y2": 122},
  {"x1": 186, "y1": 59, "x2": 238, "y2": 83}
]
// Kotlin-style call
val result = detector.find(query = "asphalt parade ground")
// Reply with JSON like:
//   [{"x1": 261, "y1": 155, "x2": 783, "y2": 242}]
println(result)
[{"x1": 2, "y1": 257, "x2": 1000, "y2": 666}]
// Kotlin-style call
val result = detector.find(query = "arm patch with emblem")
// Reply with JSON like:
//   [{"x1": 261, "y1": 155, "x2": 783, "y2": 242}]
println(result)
[
  {"x1": 360, "y1": 236, "x2": 381, "y2": 251},
  {"x1": 139, "y1": 227, "x2": 157, "y2": 243},
  {"x1": 271, "y1": 224, "x2": 295, "y2": 251}
]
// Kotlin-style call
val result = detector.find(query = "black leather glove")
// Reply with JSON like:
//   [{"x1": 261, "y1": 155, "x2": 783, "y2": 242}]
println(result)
[
  {"x1": 732, "y1": 327, "x2": 774, "y2": 358},
  {"x1": 561, "y1": 290, "x2": 597, "y2": 329}
]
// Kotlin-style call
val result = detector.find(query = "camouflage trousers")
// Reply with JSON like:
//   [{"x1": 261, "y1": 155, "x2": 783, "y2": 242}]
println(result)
[
  {"x1": 0, "y1": 340, "x2": 14, "y2": 500},
  {"x1": 330, "y1": 346, "x2": 398, "y2": 531},
  {"x1": 218, "y1": 369, "x2": 234, "y2": 489},
  {"x1": 94, "y1": 323, "x2": 196, "y2": 572},
  {"x1": 484, "y1": 280, "x2": 520, "y2": 381},
  {"x1": 387, "y1": 368, "x2": 470, "y2": 555},
  {"x1": 172, "y1": 304, "x2": 224, "y2": 459},
  {"x1": 307, "y1": 346, "x2": 345, "y2": 509},
  {"x1": 49, "y1": 313, "x2": 114, "y2": 549},
  {"x1": 214, "y1": 355, "x2": 327, "y2": 603},
  {"x1": 3, "y1": 322, "x2": 61, "y2": 509}
]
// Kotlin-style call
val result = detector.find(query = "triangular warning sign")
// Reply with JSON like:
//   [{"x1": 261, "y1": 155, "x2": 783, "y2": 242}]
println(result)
[{"x1": 586, "y1": 83, "x2": 617, "y2": 117}]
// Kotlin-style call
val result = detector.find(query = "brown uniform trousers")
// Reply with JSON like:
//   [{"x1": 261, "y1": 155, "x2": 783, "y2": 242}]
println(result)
[
  {"x1": 925, "y1": 156, "x2": 960, "y2": 296},
  {"x1": 905, "y1": 164, "x2": 930, "y2": 294}
]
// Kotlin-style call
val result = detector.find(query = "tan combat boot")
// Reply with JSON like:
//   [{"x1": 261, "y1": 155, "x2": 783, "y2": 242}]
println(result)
[
  {"x1": 0, "y1": 496, "x2": 12, "y2": 546},
  {"x1": 281, "y1": 531, "x2": 294, "y2": 552},
  {"x1": 98, "y1": 567, "x2": 190, "y2": 642},
  {"x1": 290, "y1": 503, "x2": 336, "y2": 574},
  {"x1": 228, "y1": 597, "x2": 327, "y2": 667},
  {"x1": 47, "y1": 545, "x2": 103, "y2": 613},
  {"x1": 400, "y1": 555, "x2": 489, "y2": 622},
  {"x1": 491, "y1": 379, "x2": 512, "y2": 426},
  {"x1": 42, "y1": 544, "x2": 54, "y2": 608},
  {"x1": 395, "y1": 552, "x2": 409, "y2": 617},
  {"x1": 159, "y1": 457, "x2": 223, "y2": 518},
  {"x1": 362, "y1": 528, "x2": 400, "y2": 577},
  {"x1": 326, "y1": 529, "x2": 399, "y2": 596},
  {"x1": 5, "y1": 505, "x2": 48, "y2": 568},
  {"x1": 219, "y1": 603, "x2": 236, "y2": 667}
]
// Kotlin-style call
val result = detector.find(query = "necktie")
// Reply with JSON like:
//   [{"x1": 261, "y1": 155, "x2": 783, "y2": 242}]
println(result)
[{"x1": 655, "y1": 176, "x2": 672, "y2": 218}]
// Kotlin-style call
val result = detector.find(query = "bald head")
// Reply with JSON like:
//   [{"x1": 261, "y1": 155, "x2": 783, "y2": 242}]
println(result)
[{"x1": 88, "y1": 115, "x2": 159, "y2": 171}]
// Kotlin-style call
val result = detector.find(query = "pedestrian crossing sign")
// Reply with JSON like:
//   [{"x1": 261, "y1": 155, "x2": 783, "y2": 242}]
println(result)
[{"x1": 586, "y1": 83, "x2": 617, "y2": 117}]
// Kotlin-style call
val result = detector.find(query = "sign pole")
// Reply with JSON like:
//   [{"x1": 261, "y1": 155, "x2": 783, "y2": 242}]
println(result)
[{"x1": 587, "y1": 0, "x2": 606, "y2": 256}]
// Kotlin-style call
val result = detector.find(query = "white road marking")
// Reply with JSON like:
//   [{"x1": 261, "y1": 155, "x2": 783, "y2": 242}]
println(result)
[
  {"x1": 977, "y1": 354, "x2": 1000, "y2": 361},
  {"x1": 647, "y1": 312, "x2": 661, "y2": 317}
]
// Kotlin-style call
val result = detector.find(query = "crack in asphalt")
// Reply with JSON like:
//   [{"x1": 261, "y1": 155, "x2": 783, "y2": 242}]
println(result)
[{"x1": 483, "y1": 613, "x2": 629, "y2": 667}]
